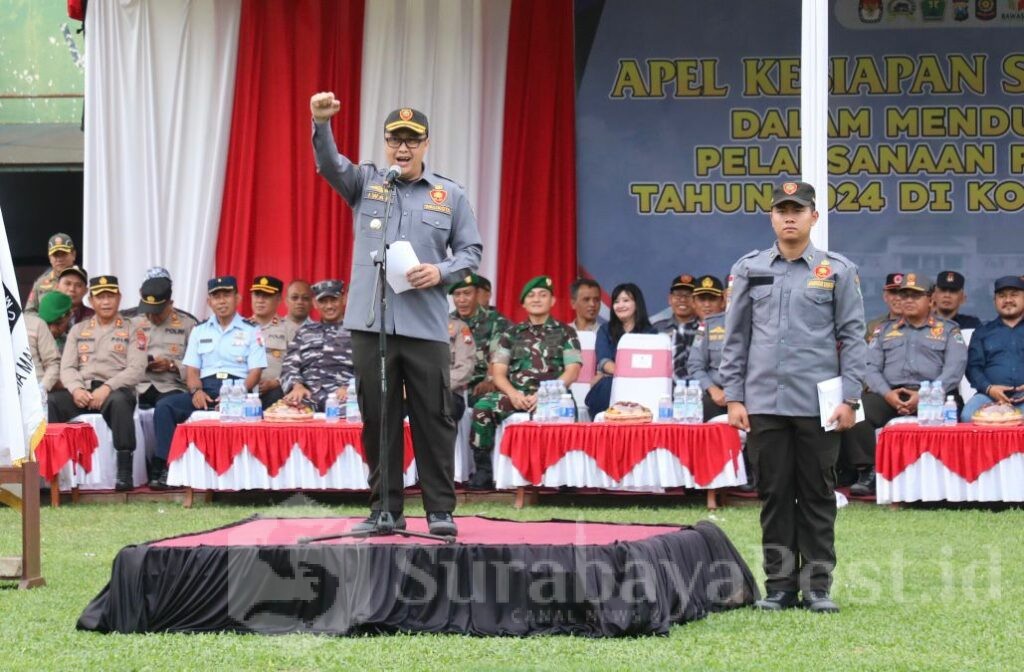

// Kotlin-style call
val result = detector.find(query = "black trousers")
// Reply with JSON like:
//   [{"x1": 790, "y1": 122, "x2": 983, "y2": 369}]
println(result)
[
  {"x1": 260, "y1": 386, "x2": 285, "y2": 409},
  {"x1": 49, "y1": 382, "x2": 137, "y2": 453},
  {"x1": 747, "y1": 414, "x2": 839, "y2": 594},
  {"x1": 701, "y1": 389, "x2": 728, "y2": 422},
  {"x1": 351, "y1": 331, "x2": 457, "y2": 514},
  {"x1": 138, "y1": 385, "x2": 182, "y2": 410}
]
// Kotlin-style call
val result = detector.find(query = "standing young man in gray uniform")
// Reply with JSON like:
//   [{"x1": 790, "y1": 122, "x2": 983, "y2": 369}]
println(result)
[
  {"x1": 720, "y1": 181, "x2": 867, "y2": 613},
  {"x1": 310, "y1": 92, "x2": 482, "y2": 537}
]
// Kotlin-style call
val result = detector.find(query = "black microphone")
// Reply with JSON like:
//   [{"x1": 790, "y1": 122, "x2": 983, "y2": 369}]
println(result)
[{"x1": 384, "y1": 164, "x2": 402, "y2": 187}]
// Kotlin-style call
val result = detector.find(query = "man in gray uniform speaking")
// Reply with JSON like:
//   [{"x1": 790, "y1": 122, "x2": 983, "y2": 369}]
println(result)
[
  {"x1": 310, "y1": 92, "x2": 482, "y2": 537},
  {"x1": 720, "y1": 181, "x2": 867, "y2": 614}
]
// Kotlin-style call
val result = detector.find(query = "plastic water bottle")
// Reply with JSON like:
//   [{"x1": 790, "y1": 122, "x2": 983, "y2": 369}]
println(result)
[
  {"x1": 942, "y1": 395, "x2": 958, "y2": 426},
  {"x1": 932, "y1": 381, "x2": 945, "y2": 421},
  {"x1": 558, "y1": 393, "x2": 575, "y2": 423},
  {"x1": 658, "y1": 395, "x2": 673, "y2": 422},
  {"x1": 672, "y1": 381, "x2": 685, "y2": 423},
  {"x1": 244, "y1": 391, "x2": 262, "y2": 422},
  {"x1": 553, "y1": 381, "x2": 567, "y2": 421},
  {"x1": 324, "y1": 394, "x2": 341, "y2": 423},
  {"x1": 232, "y1": 381, "x2": 246, "y2": 422},
  {"x1": 917, "y1": 381, "x2": 931, "y2": 425},
  {"x1": 540, "y1": 382, "x2": 554, "y2": 422},
  {"x1": 686, "y1": 380, "x2": 703, "y2": 424},
  {"x1": 219, "y1": 381, "x2": 233, "y2": 422},
  {"x1": 39, "y1": 383, "x2": 48, "y2": 421},
  {"x1": 345, "y1": 379, "x2": 361, "y2": 423}
]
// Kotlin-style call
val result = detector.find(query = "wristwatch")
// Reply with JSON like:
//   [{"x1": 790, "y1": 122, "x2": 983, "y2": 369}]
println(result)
[{"x1": 842, "y1": 398, "x2": 861, "y2": 411}]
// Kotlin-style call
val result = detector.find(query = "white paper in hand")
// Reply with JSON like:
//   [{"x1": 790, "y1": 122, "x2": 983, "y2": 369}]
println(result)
[
  {"x1": 818, "y1": 376, "x2": 865, "y2": 431},
  {"x1": 379, "y1": 241, "x2": 419, "y2": 294}
]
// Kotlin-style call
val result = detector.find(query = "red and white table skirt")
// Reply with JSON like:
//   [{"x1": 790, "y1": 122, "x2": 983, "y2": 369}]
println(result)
[
  {"x1": 36, "y1": 423, "x2": 100, "y2": 484},
  {"x1": 876, "y1": 424, "x2": 1024, "y2": 503},
  {"x1": 167, "y1": 420, "x2": 417, "y2": 491},
  {"x1": 494, "y1": 416, "x2": 747, "y2": 490}
]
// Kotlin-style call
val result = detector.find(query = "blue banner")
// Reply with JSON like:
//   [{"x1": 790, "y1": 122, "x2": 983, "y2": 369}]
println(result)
[{"x1": 575, "y1": 0, "x2": 1024, "y2": 321}]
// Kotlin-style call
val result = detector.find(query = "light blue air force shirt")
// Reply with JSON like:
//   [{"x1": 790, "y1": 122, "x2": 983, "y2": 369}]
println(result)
[{"x1": 182, "y1": 313, "x2": 268, "y2": 379}]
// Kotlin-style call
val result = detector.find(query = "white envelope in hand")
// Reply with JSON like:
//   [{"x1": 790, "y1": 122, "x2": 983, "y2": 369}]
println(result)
[{"x1": 817, "y1": 376, "x2": 865, "y2": 431}]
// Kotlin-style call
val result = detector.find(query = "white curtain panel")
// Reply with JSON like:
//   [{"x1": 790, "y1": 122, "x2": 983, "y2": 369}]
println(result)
[
  {"x1": 84, "y1": 0, "x2": 242, "y2": 318},
  {"x1": 359, "y1": 0, "x2": 511, "y2": 292},
  {"x1": 802, "y1": 0, "x2": 829, "y2": 249}
]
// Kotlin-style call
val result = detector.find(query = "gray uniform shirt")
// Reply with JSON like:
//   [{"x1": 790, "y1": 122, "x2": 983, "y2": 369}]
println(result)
[
  {"x1": 865, "y1": 316, "x2": 967, "y2": 395},
  {"x1": 687, "y1": 312, "x2": 726, "y2": 391},
  {"x1": 720, "y1": 242, "x2": 867, "y2": 416},
  {"x1": 312, "y1": 122, "x2": 483, "y2": 343}
]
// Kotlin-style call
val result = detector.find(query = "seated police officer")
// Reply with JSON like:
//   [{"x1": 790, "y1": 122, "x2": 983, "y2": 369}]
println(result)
[
  {"x1": 249, "y1": 275, "x2": 299, "y2": 408},
  {"x1": 51, "y1": 276, "x2": 147, "y2": 491},
  {"x1": 131, "y1": 277, "x2": 197, "y2": 409},
  {"x1": 686, "y1": 275, "x2": 728, "y2": 422},
  {"x1": 843, "y1": 272, "x2": 967, "y2": 496},
  {"x1": 149, "y1": 276, "x2": 267, "y2": 489},
  {"x1": 961, "y1": 275, "x2": 1024, "y2": 420}
]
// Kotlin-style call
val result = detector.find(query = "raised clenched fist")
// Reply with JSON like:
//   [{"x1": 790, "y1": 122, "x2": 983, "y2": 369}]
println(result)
[{"x1": 310, "y1": 91, "x2": 341, "y2": 123}]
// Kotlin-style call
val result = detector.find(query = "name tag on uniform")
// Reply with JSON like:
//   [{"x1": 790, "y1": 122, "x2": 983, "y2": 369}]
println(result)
[{"x1": 749, "y1": 276, "x2": 774, "y2": 286}]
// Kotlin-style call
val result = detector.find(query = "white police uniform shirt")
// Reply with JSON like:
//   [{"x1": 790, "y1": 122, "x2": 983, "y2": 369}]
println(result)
[{"x1": 182, "y1": 313, "x2": 268, "y2": 379}]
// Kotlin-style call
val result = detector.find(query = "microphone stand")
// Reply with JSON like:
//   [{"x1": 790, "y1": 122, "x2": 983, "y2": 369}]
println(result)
[{"x1": 302, "y1": 171, "x2": 453, "y2": 545}]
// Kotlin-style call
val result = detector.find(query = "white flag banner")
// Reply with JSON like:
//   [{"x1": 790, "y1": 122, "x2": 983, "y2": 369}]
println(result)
[{"x1": 1, "y1": 203, "x2": 46, "y2": 466}]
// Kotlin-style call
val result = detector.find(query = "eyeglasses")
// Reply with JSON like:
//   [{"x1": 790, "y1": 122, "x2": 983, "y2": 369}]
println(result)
[{"x1": 384, "y1": 136, "x2": 425, "y2": 149}]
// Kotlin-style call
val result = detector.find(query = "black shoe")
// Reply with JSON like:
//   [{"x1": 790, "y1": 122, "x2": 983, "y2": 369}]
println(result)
[
  {"x1": 114, "y1": 450, "x2": 134, "y2": 492},
  {"x1": 427, "y1": 511, "x2": 458, "y2": 537},
  {"x1": 466, "y1": 469, "x2": 494, "y2": 491},
  {"x1": 753, "y1": 591, "x2": 800, "y2": 611},
  {"x1": 351, "y1": 511, "x2": 406, "y2": 533},
  {"x1": 148, "y1": 459, "x2": 169, "y2": 491},
  {"x1": 735, "y1": 480, "x2": 757, "y2": 493},
  {"x1": 849, "y1": 468, "x2": 876, "y2": 497},
  {"x1": 803, "y1": 591, "x2": 840, "y2": 613}
]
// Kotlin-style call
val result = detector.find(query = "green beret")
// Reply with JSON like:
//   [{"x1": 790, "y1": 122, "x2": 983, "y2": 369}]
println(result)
[
  {"x1": 448, "y1": 273, "x2": 486, "y2": 295},
  {"x1": 519, "y1": 275, "x2": 553, "y2": 303},
  {"x1": 38, "y1": 291, "x2": 72, "y2": 324}
]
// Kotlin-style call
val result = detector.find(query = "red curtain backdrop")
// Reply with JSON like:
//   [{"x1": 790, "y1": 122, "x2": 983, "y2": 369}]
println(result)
[
  {"x1": 497, "y1": 0, "x2": 578, "y2": 323},
  {"x1": 215, "y1": 0, "x2": 365, "y2": 316}
]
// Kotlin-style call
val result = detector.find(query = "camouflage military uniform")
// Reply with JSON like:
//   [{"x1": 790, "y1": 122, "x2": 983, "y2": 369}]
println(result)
[
  {"x1": 280, "y1": 320, "x2": 355, "y2": 411},
  {"x1": 470, "y1": 317, "x2": 582, "y2": 454},
  {"x1": 25, "y1": 269, "x2": 60, "y2": 313},
  {"x1": 451, "y1": 305, "x2": 510, "y2": 402}
]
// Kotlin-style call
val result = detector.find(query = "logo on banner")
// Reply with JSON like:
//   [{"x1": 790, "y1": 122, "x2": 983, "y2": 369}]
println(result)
[
  {"x1": 921, "y1": 0, "x2": 947, "y2": 20},
  {"x1": 888, "y1": 0, "x2": 916, "y2": 17},
  {"x1": 859, "y1": 0, "x2": 884, "y2": 21},
  {"x1": 976, "y1": 0, "x2": 996, "y2": 19}
]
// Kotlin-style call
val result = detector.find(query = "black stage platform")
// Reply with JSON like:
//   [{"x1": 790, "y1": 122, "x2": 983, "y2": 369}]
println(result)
[{"x1": 78, "y1": 516, "x2": 758, "y2": 637}]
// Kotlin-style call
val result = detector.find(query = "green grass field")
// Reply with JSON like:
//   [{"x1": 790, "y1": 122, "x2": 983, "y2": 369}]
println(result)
[{"x1": 2, "y1": 499, "x2": 1022, "y2": 671}]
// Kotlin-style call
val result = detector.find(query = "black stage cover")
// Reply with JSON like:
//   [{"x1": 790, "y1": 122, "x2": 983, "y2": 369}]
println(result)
[{"x1": 78, "y1": 516, "x2": 759, "y2": 637}]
